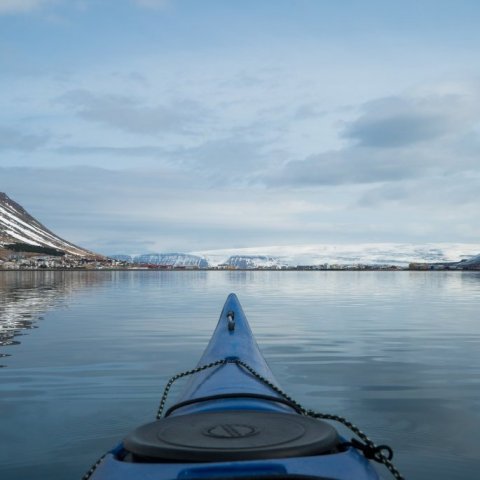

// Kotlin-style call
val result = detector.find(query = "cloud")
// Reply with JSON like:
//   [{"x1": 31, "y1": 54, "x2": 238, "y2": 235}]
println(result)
[
  {"x1": 345, "y1": 111, "x2": 448, "y2": 148},
  {"x1": 0, "y1": 127, "x2": 49, "y2": 152},
  {"x1": 271, "y1": 150, "x2": 407, "y2": 186},
  {"x1": 176, "y1": 137, "x2": 271, "y2": 182},
  {"x1": 0, "y1": 0, "x2": 56, "y2": 14},
  {"x1": 270, "y1": 141, "x2": 479, "y2": 187},
  {"x1": 343, "y1": 92, "x2": 480, "y2": 148},
  {"x1": 57, "y1": 89, "x2": 209, "y2": 136},
  {"x1": 56, "y1": 138, "x2": 264, "y2": 171},
  {"x1": 358, "y1": 171, "x2": 480, "y2": 209}
]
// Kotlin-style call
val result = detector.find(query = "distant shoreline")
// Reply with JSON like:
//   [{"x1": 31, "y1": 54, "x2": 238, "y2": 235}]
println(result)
[{"x1": 1, "y1": 267, "x2": 478, "y2": 272}]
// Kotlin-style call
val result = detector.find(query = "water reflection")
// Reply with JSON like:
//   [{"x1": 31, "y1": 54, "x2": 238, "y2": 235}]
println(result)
[{"x1": 0, "y1": 271, "x2": 110, "y2": 365}]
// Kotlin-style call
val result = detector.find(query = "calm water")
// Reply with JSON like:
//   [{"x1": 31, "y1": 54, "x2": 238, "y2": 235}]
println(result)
[{"x1": 1, "y1": 270, "x2": 479, "y2": 479}]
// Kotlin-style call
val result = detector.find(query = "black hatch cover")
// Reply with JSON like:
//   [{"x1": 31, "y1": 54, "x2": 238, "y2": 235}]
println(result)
[{"x1": 124, "y1": 410, "x2": 340, "y2": 462}]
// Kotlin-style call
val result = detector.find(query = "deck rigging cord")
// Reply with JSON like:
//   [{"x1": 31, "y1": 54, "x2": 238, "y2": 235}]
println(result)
[
  {"x1": 83, "y1": 357, "x2": 405, "y2": 480},
  {"x1": 155, "y1": 358, "x2": 405, "y2": 480}
]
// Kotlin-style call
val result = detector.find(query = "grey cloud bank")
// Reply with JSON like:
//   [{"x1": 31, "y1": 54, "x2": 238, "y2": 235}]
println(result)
[
  {"x1": 58, "y1": 89, "x2": 208, "y2": 136},
  {"x1": 342, "y1": 93, "x2": 477, "y2": 147},
  {"x1": 0, "y1": 127, "x2": 49, "y2": 152}
]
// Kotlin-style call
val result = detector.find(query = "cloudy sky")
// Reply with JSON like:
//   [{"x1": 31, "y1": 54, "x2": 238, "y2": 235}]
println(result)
[{"x1": 1, "y1": 0, "x2": 480, "y2": 255}]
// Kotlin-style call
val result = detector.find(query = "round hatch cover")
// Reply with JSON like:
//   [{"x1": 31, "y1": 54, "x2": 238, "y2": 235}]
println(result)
[{"x1": 124, "y1": 410, "x2": 340, "y2": 462}]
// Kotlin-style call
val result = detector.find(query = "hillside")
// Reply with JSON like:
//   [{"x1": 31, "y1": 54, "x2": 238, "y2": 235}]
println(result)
[{"x1": 0, "y1": 193, "x2": 100, "y2": 259}]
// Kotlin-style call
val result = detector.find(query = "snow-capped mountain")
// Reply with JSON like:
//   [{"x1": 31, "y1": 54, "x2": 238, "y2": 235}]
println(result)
[
  {"x1": 194, "y1": 243, "x2": 480, "y2": 268},
  {"x1": 112, "y1": 243, "x2": 480, "y2": 269},
  {"x1": 459, "y1": 253, "x2": 480, "y2": 267},
  {"x1": 0, "y1": 192, "x2": 98, "y2": 258},
  {"x1": 133, "y1": 253, "x2": 208, "y2": 268},
  {"x1": 109, "y1": 253, "x2": 285, "y2": 269},
  {"x1": 220, "y1": 255, "x2": 285, "y2": 269}
]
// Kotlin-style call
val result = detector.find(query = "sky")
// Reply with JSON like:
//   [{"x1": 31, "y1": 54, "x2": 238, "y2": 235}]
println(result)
[{"x1": 1, "y1": 0, "x2": 480, "y2": 255}]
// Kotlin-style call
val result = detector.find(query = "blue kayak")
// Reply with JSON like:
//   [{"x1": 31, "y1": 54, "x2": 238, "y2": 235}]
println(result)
[{"x1": 86, "y1": 293, "x2": 398, "y2": 480}]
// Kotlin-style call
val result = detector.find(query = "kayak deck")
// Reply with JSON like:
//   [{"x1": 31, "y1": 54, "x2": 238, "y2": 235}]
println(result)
[{"x1": 169, "y1": 293, "x2": 296, "y2": 416}]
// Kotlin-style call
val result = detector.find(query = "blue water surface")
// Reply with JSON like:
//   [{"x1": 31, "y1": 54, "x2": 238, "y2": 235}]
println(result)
[{"x1": 0, "y1": 270, "x2": 479, "y2": 479}]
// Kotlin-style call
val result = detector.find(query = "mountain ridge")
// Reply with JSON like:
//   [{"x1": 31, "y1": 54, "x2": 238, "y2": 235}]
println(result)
[
  {"x1": 110, "y1": 245, "x2": 480, "y2": 269},
  {"x1": 0, "y1": 192, "x2": 100, "y2": 258}
]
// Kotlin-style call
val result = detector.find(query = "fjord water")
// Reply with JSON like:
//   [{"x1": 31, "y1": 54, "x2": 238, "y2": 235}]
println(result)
[{"x1": 1, "y1": 271, "x2": 479, "y2": 479}]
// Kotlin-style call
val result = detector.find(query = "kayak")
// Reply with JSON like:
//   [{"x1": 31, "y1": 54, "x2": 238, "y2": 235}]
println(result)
[{"x1": 85, "y1": 293, "x2": 398, "y2": 480}]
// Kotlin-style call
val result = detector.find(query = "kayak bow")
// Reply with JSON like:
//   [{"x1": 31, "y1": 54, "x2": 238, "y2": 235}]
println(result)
[{"x1": 86, "y1": 293, "x2": 398, "y2": 480}]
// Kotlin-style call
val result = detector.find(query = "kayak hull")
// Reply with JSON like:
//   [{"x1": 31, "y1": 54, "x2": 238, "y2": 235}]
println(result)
[{"x1": 92, "y1": 449, "x2": 380, "y2": 480}]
